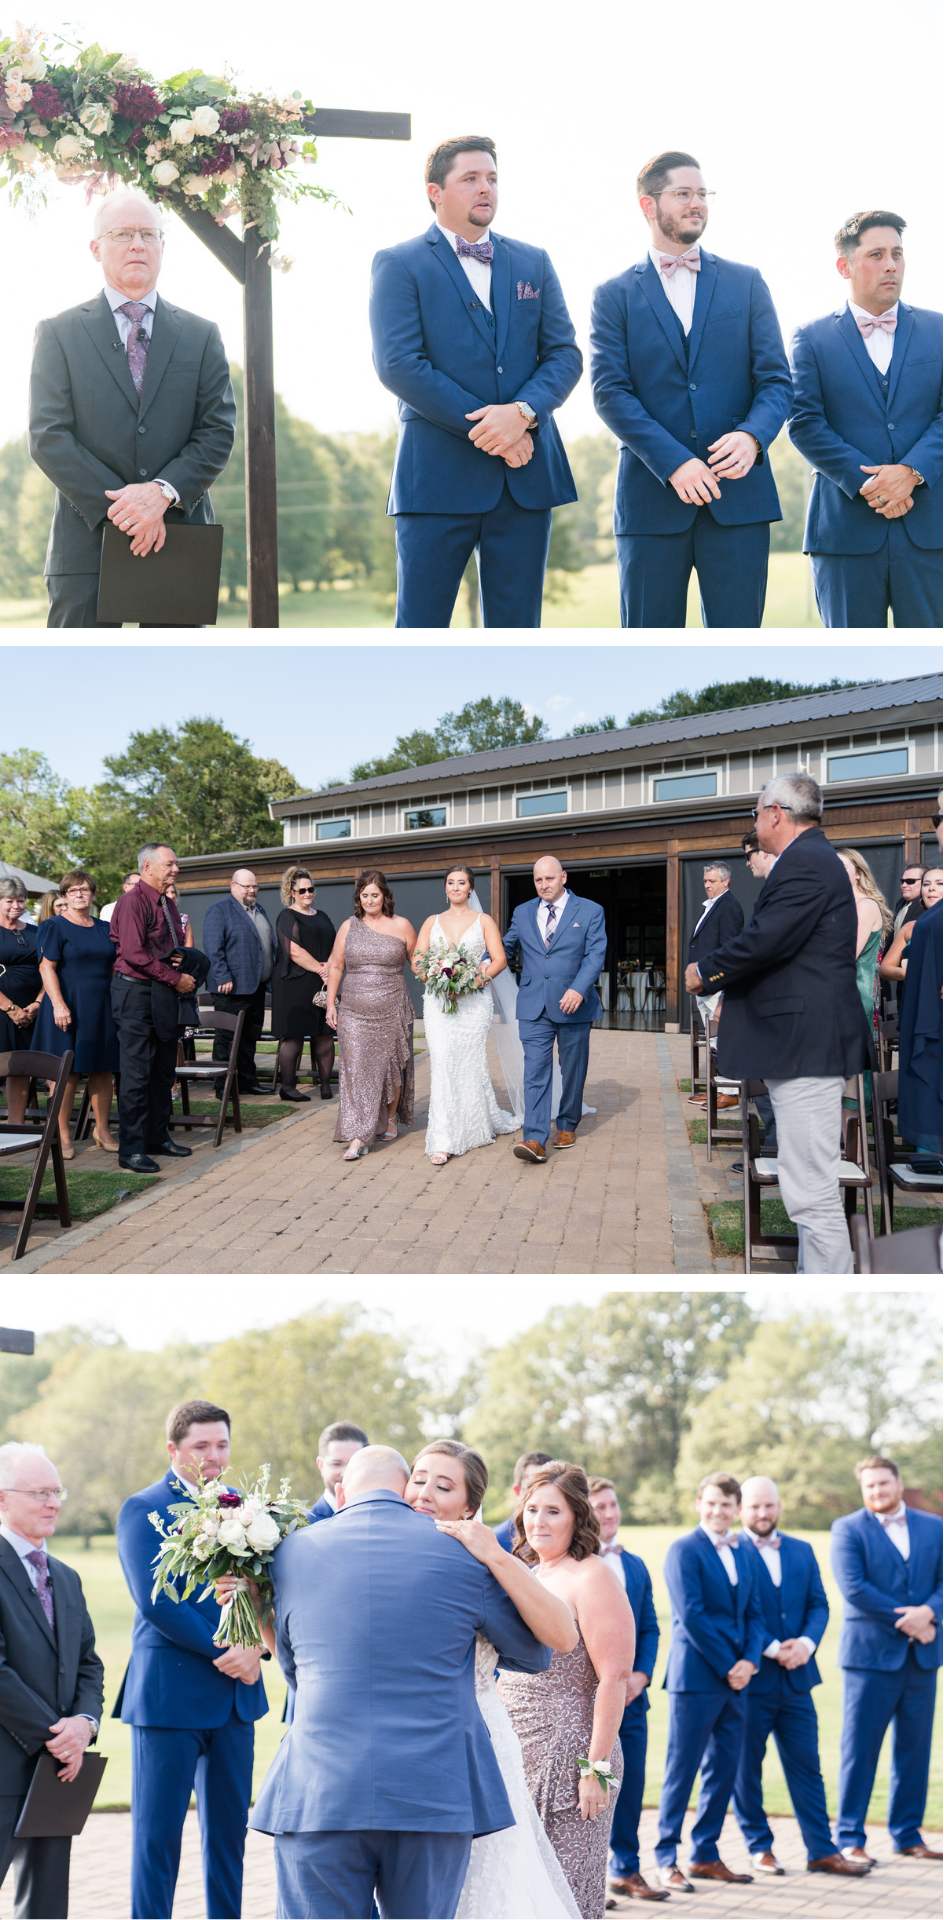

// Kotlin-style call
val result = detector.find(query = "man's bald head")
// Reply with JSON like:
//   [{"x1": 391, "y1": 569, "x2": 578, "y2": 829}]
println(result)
[
  {"x1": 740, "y1": 1476, "x2": 782, "y2": 1536},
  {"x1": 92, "y1": 191, "x2": 164, "y2": 240},
  {"x1": 533, "y1": 855, "x2": 567, "y2": 902},
  {"x1": 338, "y1": 1445, "x2": 410, "y2": 1503},
  {"x1": 230, "y1": 870, "x2": 259, "y2": 905}
]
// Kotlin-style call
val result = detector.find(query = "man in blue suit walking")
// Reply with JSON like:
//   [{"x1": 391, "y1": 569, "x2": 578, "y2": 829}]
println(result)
[
  {"x1": 203, "y1": 869, "x2": 275, "y2": 1098},
  {"x1": 587, "y1": 1478, "x2": 667, "y2": 1903},
  {"x1": 831, "y1": 1454, "x2": 943, "y2": 1867},
  {"x1": 732, "y1": 1477, "x2": 868, "y2": 1879},
  {"x1": 115, "y1": 1399, "x2": 269, "y2": 1920},
  {"x1": 590, "y1": 150, "x2": 793, "y2": 627},
  {"x1": 655, "y1": 1471, "x2": 764, "y2": 1892},
  {"x1": 788, "y1": 211, "x2": 942, "y2": 628},
  {"x1": 370, "y1": 136, "x2": 582, "y2": 627},
  {"x1": 502, "y1": 855, "x2": 607, "y2": 1164}
]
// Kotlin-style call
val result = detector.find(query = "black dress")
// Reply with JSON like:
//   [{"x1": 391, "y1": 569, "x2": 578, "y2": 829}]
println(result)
[
  {"x1": 0, "y1": 924, "x2": 41, "y2": 1051},
  {"x1": 272, "y1": 909, "x2": 337, "y2": 1039}
]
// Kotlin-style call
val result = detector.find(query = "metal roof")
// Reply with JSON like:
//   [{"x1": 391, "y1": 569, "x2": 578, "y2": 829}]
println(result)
[{"x1": 272, "y1": 673, "x2": 942, "y2": 815}]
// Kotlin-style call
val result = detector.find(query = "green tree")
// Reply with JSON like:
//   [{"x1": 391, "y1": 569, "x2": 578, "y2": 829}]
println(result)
[
  {"x1": 550, "y1": 434, "x2": 619, "y2": 572},
  {"x1": 0, "y1": 434, "x2": 55, "y2": 600},
  {"x1": 0, "y1": 1326, "x2": 108, "y2": 1443},
  {"x1": 626, "y1": 674, "x2": 869, "y2": 727},
  {"x1": 351, "y1": 696, "x2": 548, "y2": 782},
  {"x1": 569, "y1": 716, "x2": 617, "y2": 736},
  {"x1": 0, "y1": 749, "x2": 83, "y2": 878},
  {"x1": 768, "y1": 431, "x2": 810, "y2": 553}
]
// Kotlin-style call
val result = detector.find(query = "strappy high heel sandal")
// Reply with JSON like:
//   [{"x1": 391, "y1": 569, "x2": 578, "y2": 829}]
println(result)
[
  {"x1": 343, "y1": 1140, "x2": 368, "y2": 1161},
  {"x1": 430, "y1": 1152, "x2": 449, "y2": 1166}
]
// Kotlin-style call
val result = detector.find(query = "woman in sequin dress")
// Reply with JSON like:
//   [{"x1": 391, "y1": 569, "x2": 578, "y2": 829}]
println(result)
[
  {"x1": 325, "y1": 870, "x2": 417, "y2": 1161},
  {"x1": 498, "y1": 1463, "x2": 636, "y2": 1920}
]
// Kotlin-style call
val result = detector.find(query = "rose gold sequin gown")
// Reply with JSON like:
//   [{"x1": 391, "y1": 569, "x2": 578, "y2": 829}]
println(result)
[
  {"x1": 499, "y1": 1630, "x2": 622, "y2": 1920},
  {"x1": 333, "y1": 916, "x2": 415, "y2": 1143}
]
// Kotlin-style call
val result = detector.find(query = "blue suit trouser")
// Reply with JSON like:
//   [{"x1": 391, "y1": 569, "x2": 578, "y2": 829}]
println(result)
[
  {"x1": 394, "y1": 481, "x2": 552, "y2": 627},
  {"x1": 273, "y1": 1830, "x2": 473, "y2": 1920},
  {"x1": 130, "y1": 1711, "x2": 255, "y2": 1919},
  {"x1": 609, "y1": 1710, "x2": 648, "y2": 1877},
  {"x1": 518, "y1": 1013, "x2": 591, "y2": 1145},
  {"x1": 811, "y1": 524, "x2": 943, "y2": 629},
  {"x1": 836, "y1": 1654, "x2": 939, "y2": 1851},
  {"x1": 655, "y1": 1691, "x2": 746, "y2": 1867},
  {"x1": 616, "y1": 511, "x2": 770, "y2": 627},
  {"x1": 732, "y1": 1675, "x2": 834, "y2": 1860}
]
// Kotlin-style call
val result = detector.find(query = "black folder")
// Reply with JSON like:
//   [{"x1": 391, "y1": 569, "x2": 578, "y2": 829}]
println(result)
[
  {"x1": 97, "y1": 520, "x2": 224, "y2": 626},
  {"x1": 14, "y1": 1750, "x2": 108, "y2": 1838}
]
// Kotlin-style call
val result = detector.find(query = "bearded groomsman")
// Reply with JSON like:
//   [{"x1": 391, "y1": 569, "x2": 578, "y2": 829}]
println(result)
[
  {"x1": 830, "y1": 1455, "x2": 942, "y2": 1867},
  {"x1": 732, "y1": 1477, "x2": 867, "y2": 1879},
  {"x1": 590, "y1": 151, "x2": 792, "y2": 627},
  {"x1": 655, "y1": 1472, "x2": 764, "y2": 1892},
  {"x1": 788, "y1": 212, "x2": 942, "y2": 628},
  {"x1": 370, "y1": 136, "x2": 582, "y2": 627},
  {"x1": 587, "y1": 1479, "x2": 666, "y2": 1904}
]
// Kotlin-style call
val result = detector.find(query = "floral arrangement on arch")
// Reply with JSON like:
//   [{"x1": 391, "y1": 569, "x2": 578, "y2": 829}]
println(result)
[{"x1": 0, "y1": 23, "x2": 340, "y2": 264}]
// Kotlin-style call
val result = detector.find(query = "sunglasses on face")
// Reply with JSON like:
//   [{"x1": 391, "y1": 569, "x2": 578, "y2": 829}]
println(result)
[{"x1": 931, "y1": 813, "x2": 942, "y2": 829}]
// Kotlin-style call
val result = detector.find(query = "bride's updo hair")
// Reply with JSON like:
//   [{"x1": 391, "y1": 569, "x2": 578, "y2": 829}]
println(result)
[
  {"x1": 354, "y1": 869, "x2": 396, "y2": 918},
  {"x1": 280, "y1": 866, "x2": 312, "y2": 906},
  {"x1": 511, "y1": 1461, "x2": 601, "y2": 1564},
  {"x1": 411, "y1": 1438, "x2": 489, "y2": 1517},
  {"x1": 445, "y1": 865, "x2": 476, "y2": 892}
]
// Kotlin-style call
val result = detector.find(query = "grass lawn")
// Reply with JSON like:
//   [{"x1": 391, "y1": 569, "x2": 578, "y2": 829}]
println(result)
[
  {"x1": 51, "y1": 1530, "x2": 941, "y2": 1824},
  {"x1": 709, "y1": 1194, "x2": 943, "y2": 1258},
  {"x1": 0, "y1": 1166, "x2": 157, "y2": 1221}
]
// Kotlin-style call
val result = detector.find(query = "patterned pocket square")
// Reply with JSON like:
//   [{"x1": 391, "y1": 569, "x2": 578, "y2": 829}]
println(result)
[{"x1": 516, "y1": 281, "x2": 541, "y2": 300}]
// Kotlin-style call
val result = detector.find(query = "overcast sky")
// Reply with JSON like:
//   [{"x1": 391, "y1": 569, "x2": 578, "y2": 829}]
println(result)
[{"x1": 1, "y1": 0, "x2": 939, "y2": 447}]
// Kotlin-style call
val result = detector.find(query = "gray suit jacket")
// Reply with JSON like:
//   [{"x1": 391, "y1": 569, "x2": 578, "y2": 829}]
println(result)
[
  {"x1": 28, "y1": 289, "x2": 236, "y2": 575},
  {"x1": 0, "y1": 1535, "x2": 105, "y2": 1796}
]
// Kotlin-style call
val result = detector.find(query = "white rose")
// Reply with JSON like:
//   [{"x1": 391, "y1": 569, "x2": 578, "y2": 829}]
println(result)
[
  {"x1": 192, "y1": 1533, "x2": 216, "y2": 1560},
  {"x1": 245, "y1": 1510, "x2": 281, "y2": 1553},
  {"x1": 79, "y1": 101, "x2": 112, "y2": 136},
  {"x1": 54, "y1": 133, "x2": 84, "y2": 160},
  {"x1": 181, "y1": 173, "x2": 206, "y2": 196},
  {"x1": 169, "y1": 118, "x2": 196, "y2": 145},
  {"x1": 217, "y1": 1517, "x2": 249, "y2": 1552},
  {"x1": 238, "y1": 1498, "x2": 261, "y2": 1525},
  {"x1": 151, "y1": 159, "x2": 180, "y2": 187},
  {"x1": 18, "y1": 50, "x2": 47, "y2": 81},
  {"x1": 191, "y1": 105, "x2": 220, "y2": 137},
  {"x1": 200, "y1": 1509, "x2": 220, "y2": 1536}
]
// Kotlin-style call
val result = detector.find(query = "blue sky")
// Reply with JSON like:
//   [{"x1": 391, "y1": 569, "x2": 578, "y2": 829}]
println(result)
[{"x1": 6, "y1": 642, "x2": 938, "y2": 792}]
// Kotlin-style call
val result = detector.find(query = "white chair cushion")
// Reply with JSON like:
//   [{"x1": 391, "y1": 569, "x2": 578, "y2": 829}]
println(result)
[
  {"x1": 0, "y1": 1135, "x2": 42, "y2": 1156},
  {"x1": 890, "y1": 1165, "x2": 944, "y2": 1189},
  {"x1": 752, "y1": 1157, "x2": 871, "y2": 1186}
]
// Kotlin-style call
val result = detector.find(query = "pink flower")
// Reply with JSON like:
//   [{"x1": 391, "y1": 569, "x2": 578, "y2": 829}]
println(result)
[
  {"x1": 0, "y1": 127, "x2": 26, "y2": 150},
  {"x1": 4, "y1": 74, "x2": 33, "y2": 112}
]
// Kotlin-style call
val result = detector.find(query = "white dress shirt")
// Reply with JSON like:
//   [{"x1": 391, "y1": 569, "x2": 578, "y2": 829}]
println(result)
[
  {"x1": 437, "y1": 222, "x2": 492, "y2": 311},
  {"x1": 0, "y1": 1524, "x2": 99, "y2": 1727},
  {"x1": 103, "y1": 284, "x2": 179, "y2": 503},
  {"x1": 321, "y1": 1487, "x2": 338, "y2": 1513},
  {"x1": 847, "y1": 296, "x2": 898, "y2": 375},
  {"x1": 537, "y1": 891, "x2": 571, "y2": 944},
  {"x1": 691, "y1": 894, "x2": 720, "y2": 939},
  {"x1": 649, "y1": 243, "x2": 700, "y2": 335},
  {"x1": 701, "y1": 1519, "x2": 737, "y2": 1584},
  {"x1": 873, "y1": 1502, "x2": 911, "y2": 1560},
  {"x1": 599, "y1": 1541, "x2": 627, "y2": 1588},
  {"x1": 742, "y1": 1527, "x2": 817, "y2": 1658}
]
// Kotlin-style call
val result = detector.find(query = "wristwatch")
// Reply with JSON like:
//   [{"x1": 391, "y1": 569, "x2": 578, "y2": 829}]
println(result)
[
  {"x1": 515, "y1": 401, "x2": 537, "y2": 430},
  {"x1": 154, "y1": 480, "x2": 177, "y2": 504},
  {"x1": 909, "y1": 468, "x2": 925, "y2": 485}
]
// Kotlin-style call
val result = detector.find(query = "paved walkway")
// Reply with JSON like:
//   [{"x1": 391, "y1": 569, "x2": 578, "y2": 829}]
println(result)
[{"x1": 2, "y1": 1810, "x2": 939, "y2": 1917}]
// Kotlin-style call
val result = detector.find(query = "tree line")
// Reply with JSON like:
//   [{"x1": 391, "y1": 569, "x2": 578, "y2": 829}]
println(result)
[{"x1": 3, "y1": 1292, "x2": 938, "y2": 1543}]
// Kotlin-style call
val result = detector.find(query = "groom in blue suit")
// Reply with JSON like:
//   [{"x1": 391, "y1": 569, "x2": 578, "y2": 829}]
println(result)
[
  {"x1": 590, "y1": 150, "x2": 793, "y2": 627},
  {"x1": 788, "y1": 210, "x2": 942, "y2": 627},
  {"x1": 370, "y1": 137, "x2": 582, "y2": 627},
  {"x1": 502, "y1": 855, "x2": 607, "y2": 1163},
  {"x1": 115, "y1": 1400, "x2": 269, "y2": 1919},
  {"x1": 250, "y1": 1445, "x2": 553, "y2": 1919}
]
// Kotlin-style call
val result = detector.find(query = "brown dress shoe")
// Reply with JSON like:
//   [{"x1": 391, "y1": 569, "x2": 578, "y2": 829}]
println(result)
[
  {"x1": 554, "y1": 1130, "x2": 577, "y2": 1149},
  {"x1": 753, "y1": 1852, "x2": 784, "y2": 1874},
  {"x1": 689, "y1": 1860, "x2": 754, "y2": 1883},
  {"x1": 656, "y1": 1867, "x2": 693, "y2": 1891},
  {"x1": 896, "y1": 1843, "x2": 943, "y2": 1859},
  {"x1": 840, "y1": 1846, "x2": 877, "y2": 1867},
  {"x1": 513, "y1": 1139, "x2": 547, "y2": 1163},
  {"x1": 708, "y1": 1092, "x2": 741, "y2": 1109},
  {"x1": 609, "y1": 1871, "x2": 670, "y2": 1900},
  {"x1": 808, "y1": 1853, "x2": 871, "y2": 1875}
]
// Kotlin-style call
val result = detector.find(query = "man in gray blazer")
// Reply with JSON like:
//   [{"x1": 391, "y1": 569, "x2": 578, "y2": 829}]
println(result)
[{"x1": 28, "y1": 190, "x2": 236, "y2": 628}]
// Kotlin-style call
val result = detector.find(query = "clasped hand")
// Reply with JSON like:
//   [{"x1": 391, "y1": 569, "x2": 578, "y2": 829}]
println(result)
[
  {"x1": 104, "y1": 480, "x2": 170, "y2": 557},
  {"x1": 775, "y1": 1638, "x2": 811, "y2": 1670},
  {"x1": 45, "y1": 1713, "x2": 92, "y2": 1784},
  {"x1": 859, "y1": 464, "x2": 915, "y2": 519},
  {"x1": 466, "y1": 404, "x2": 533, "y2": 466},
  {"x1": 726, "y1": 1658, "x2": 756, "y2": 1691},
  {"x1": 669, "y1": 431, "x2": 759, "y2": 505},
  {"x1": 895, "y1": 1603, "x2": 936, "y2": 1642}
]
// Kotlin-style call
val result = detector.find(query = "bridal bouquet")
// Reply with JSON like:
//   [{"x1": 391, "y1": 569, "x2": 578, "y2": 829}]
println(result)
[
  {"x1": 149, "y1": 1464, "x2": 311, "y2": 1648},
  {"x1": 414, "y1": 943, "x2": 485, "y2": 1016}
]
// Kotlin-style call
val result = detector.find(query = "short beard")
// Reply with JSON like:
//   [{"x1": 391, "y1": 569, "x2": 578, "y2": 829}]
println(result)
[
  {"x1": 657, "y1": 205, "x2": 707, "y2": 248},
  {"x1": 748, "y1": 1518, "x2": 777, "y2": 1536},
  {"x1": 468, "y1": 206, "x2": 494, "y2": 228}
]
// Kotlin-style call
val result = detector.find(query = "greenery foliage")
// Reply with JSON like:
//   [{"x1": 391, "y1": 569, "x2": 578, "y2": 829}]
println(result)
[
  {"x1": 349, "y1": 697, "x2": 548, "y2": 782},
  {"x1": 625, "y1": 674, "x2": 869, "y2": 728}
]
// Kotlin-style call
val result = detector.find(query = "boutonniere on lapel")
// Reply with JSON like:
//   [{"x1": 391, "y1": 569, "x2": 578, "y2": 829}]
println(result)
[{"x1": 517, "y1": 281, "x2": 541, "y2": 300}]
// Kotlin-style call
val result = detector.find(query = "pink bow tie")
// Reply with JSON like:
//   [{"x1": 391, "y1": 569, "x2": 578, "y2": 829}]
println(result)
[
  {"x1": 856, "y1": 311, "x2": 897, "y2": 338},
  {"x1": 755, "y1": 1534, "x2": 781, "y2": 1550},
  {"x1": 660, "y1": 249, "x2": 701, "y2": 278},
  {"x1": 712, "y1": 1532, "x2": 738, "y2": 1550},
  {"x1": 600, "y1": 1542, "x2": 622, "y2": 1556},
  {"x1": 876, "y1": 1509, "x2": 906, "y2": 1527}
]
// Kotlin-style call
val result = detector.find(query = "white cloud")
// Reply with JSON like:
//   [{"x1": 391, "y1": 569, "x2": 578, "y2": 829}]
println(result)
[{"x1": 545, "y1": 694, "x2": 574, "y2": 714}]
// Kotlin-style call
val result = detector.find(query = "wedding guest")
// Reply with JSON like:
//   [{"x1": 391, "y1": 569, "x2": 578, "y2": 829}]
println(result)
[
  {"x1": 164, "y1": 883, "x2": 194, "y2": 948},
  {"x1": 892, "y1": 865, "x2": 927, "y2": 939},
  {"x1": 493, "y1": 1452, "x2": 553, "y2": 1552},
  {"x1": 312, "y1": 1422, "x2": 370, "y2": 1520},
  {"x1": 895, "y1": 801, "x2": 942, "y2": 1152},
  {"x1": 370, "y1": 136, "x2": 582, "y2": 627},
  {"x1": 788, "y1": 211, "x2": 942, "y2": 628},
  {"x1": 686, "y1": 864, "x2": 743, "y2": 1114},
  {"x1": 0, "y1": 1441, "x2": 105, "y2": 1920},
  {"x1": 326, "y1": 871, "x2": 417, "y2": 1162},
  {"x1": 586, "y1": 1478, "x2": 665, "y2": 1905},
  {"x1": 590, "y1": 150, "x2": 792, "y2": 627},
  {"x1": 503, "y1": 857, "x2": 607, "y2": 1164},
  {"x1": 733, "y1": 835, "x2": 777, "y2": 1160},
  {"x1": 37, "y1": 890, "x2": 67, "y2": 922},
  {"x1": 499, "y1": 1462, "x2": 635, "y2": 1920},
  {"x1": 110, "y1": 843, "x2": 196, "y2": 1174},
  {"x1": 203, "y1": 871, "x2": 275, "y2": 1099},
  {"x1": 880, "y1": 867, "x2": 944, "y2": 1019},
  {"x1": 837, "y1": 851, "x2": 891, "y2": 1040},
  {"x1": 272, "y1": 867, "x2": 337, "y2": 1104},
  {"x1": 99, "y1": 872, "x2": 140, "y2": 924},
  {"x1": 29, "y1": 191, "x2": 235, "y2": 628},
  {"x1": 0, "y1": 880, "x2": 44, "y2": 1127},
  {"x1": 32, "y1": 871, "x2": 120, "y2": 1157}
]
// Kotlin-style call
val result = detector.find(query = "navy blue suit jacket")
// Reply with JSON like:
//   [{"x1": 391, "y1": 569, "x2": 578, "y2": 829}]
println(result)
[
  {"x1": 203, "y1": 894, "x2": 275, "y2": 995},
  {"x1": 308, "y1": 1492, "x2": 336, "y2": 1523},
  {"x1": 492, "y1": 1516, "x2": 516, "y2": 1553},
  {"x1": 663, "y1": 1527, "x2": 765, "y2": 1694},
  {"x1": 608, "y1": 1547, "x2": 660, "y2": 1730},
  {"x1": 831, "y1": 1506, "x2": 943, "y2": 1673},
  {"x1": 589, "y1": 253, "x2": 792, "y2": 534},
  {"x1": 114, "y1": 1469, "x2": 269, "y2": 1729},
  {"x1": 740, "y1": 1533, "x2": 828, "y2": 1696},
  {"x1": 502, "y1": 893, "x2": 607, "y2": 1024},
  {"x1": 688, "y1": 890, "x2": 744, "y2": 969},
  {"x1": 370, "y1": 223, "x2": 582, "y2": 514},
  {"x1": 788, "y1": 303, "x2": 942, "y2": 553}
]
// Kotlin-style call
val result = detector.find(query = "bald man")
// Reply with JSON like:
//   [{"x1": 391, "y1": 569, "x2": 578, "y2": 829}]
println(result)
[
  {"x1": 502, "y1": 857, "x2": 607, "y2": 1161},
  {"x1": 733, "y1": 1478, "x2": 866, "y2": 1878},
  {"x1": 203, "y1": 871, "x2": 275, "y2": 1097}
]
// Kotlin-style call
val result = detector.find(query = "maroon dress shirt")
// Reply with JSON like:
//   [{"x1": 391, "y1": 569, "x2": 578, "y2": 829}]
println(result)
[{"x1": 110, "y1": 880, "x2": 186, "y2": 988}]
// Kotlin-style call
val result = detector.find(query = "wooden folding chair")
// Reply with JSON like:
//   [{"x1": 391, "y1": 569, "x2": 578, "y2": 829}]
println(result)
[
  {"x1": 168, "y1": 1006, "x2": 246, "y2": 1149},
  {"x1": 0, "y1": 1049, "x2": 74, "y2": 1261},
  {"x1": 877, "y1": 1017, "x2": 899, "y2": 1074},
  {"x1": 703, "y1": 1017, "x2": 740, "y2": 1163},
  {"x1": 739, "y1": 1078, "x2": 872, "y2": 1273},
  {"x1": 871, "y1": 1067, "x2": 943, "y2": 1234},
  {"x1": 689, "y1": 1001, "x2": 707, "y2": 1098},
  {"x1": 853, "y1": 1216, "x2": 942, "y2": 1274}
]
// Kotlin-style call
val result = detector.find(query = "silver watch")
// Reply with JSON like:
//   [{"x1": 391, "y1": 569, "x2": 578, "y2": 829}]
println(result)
[
  {"x1": 515, "y1": 401, "x2": 537, "y2": 429},
  {"x1": 155, "y1": 481, "x2": 176, "y2": 504}
]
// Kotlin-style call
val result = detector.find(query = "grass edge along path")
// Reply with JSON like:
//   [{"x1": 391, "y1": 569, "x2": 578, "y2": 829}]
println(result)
[
  {"x1": 0, "y1": 1165, "x2": 157, "y2": 1222},
  {"x1": 709, "y1": 1195, "x2": 943, "y2": 1258}
]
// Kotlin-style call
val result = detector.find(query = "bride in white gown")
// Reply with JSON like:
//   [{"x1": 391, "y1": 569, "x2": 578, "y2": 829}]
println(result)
[
  {"x1": 413, "y1": 867, "x2": 520, "y2": 1165},
  {"x1": 405, "y1": 1443, "x2": 580, "y2": 1920}
]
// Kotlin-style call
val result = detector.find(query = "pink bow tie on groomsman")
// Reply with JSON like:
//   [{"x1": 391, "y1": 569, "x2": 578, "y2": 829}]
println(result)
[
  {"x1": 660, "y1": 248, "x2": 701, "y2": 277},
  {"x1": 756, "y1": 1534, "x2": 781, "y2": 1550},
  {"x1": 600, "y1": 1541, "x2": 623, "y2": 1556},
  {"x1": 875, "y1": 1507, "x2": 907, "y2": 1526},
  {"x1": 856, "y1": 311, "x2": 897, "y2": 338},
  {"x1": 712, "y1": 1531, "x2": 739, "y2": 1549}
]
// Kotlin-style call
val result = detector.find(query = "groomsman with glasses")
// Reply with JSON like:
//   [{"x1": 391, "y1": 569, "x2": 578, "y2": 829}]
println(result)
[{"x1": 590, "y1": 151, "x2": 792, "y2": 627}]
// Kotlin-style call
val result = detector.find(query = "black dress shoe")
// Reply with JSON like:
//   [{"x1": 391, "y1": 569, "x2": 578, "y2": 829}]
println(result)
[
  {"x1": 146, "y1": 1138, "x2": 193, "y2": 1158},
  {"x1": 279, "y1": 1088, "x2": 310, "y2": 1103},
  {"x1": 320, "y1": 1083, "x2": 334, "y2": 1100},
  {"x1": 118, "y1": 1153, "x2": 161, "y2": 1174},
  {"x1": 240, "y1": 1081, "x2": 269, "y2": 1096}
]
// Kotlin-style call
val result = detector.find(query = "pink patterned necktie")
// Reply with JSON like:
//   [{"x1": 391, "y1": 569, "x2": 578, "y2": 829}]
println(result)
[
  {"x1": 26, "y1": 1549, "x2": 56, "y2": 1632},
  {"x1": 455, "y1": 235, "x2": 494, "y2": 263},
  {"x1": 118, "y1": 301, "x2": 150, "y2": 395},
  {"x1": 544, "y1": 905, "x2": 558, "y2": 950},
  {"x1": 856, "y1": 311, "x2": 897, "y2": 339},
  {"x1": 660, "y1": 248, "x2": 701, "y2": 278}
]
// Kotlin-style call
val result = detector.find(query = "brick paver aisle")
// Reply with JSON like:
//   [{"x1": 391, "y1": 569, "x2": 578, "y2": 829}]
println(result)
[{"x1": 20, "y1": 1030, "x2": 719, "y2": 1275}]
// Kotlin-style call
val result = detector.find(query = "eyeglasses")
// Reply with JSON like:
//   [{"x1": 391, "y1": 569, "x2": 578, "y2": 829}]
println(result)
[
  {"x1": 900, "y1": 875, "x2": 923, "y2": 885},
  {"x1": 295, "y1": 886, "x2": 314, "y2": 894},
  {"x1": 8, "y1": 1488, "x2": 68, "y2": 1503},
  {"x1": 102, "y1": 227, "x2": 163, "y2": 244},
  {"x1": 931, "y1": 813, "x2": 942, "y2": 828},
  {"x1": 660, "y1": 189, "x2": 714, "y2": 205}
]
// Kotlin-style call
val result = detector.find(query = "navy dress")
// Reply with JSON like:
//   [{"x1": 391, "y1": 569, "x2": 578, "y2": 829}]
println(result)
[
  {"x1": 0, "y1": 924, "x2": 41, "y2": 1051},
  {"x1": 897, "y1": 897, "x2": 942, "y2": 1146},
  {"x1": 32, "y1": 915, "x2": 120, "y2": 1073}
]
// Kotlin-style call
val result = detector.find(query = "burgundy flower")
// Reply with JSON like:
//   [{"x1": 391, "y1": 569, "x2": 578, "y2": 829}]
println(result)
[
  {"x1": 219, "y1": 104, "x2": 251, "y2": 135},
  {"x1": 216, "y1": 1491, "x2": 242, "y2": 1508},
  {"x1": 28, "y1": 81, "x2": 64, "y2": 121},
  {"x1": 113, "y1": 81, "x2": 164, "y2": 126},
  {"x1": 199, "y1": 141, "x2": 235, "y2": 176}
]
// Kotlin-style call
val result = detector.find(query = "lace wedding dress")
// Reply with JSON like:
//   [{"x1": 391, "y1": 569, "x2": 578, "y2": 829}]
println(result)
[
  {"x1": 456, "y1": 1635, "x2": 580, "y2": 1919},
  {"x1": 423, "y1": 915, "x2": 519, "y2": 1160}
]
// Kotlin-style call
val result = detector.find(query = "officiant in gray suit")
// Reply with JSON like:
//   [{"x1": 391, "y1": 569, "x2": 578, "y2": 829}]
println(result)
[{"x1": 28, "y1": 190, "x2": 235, "y2": 628}]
